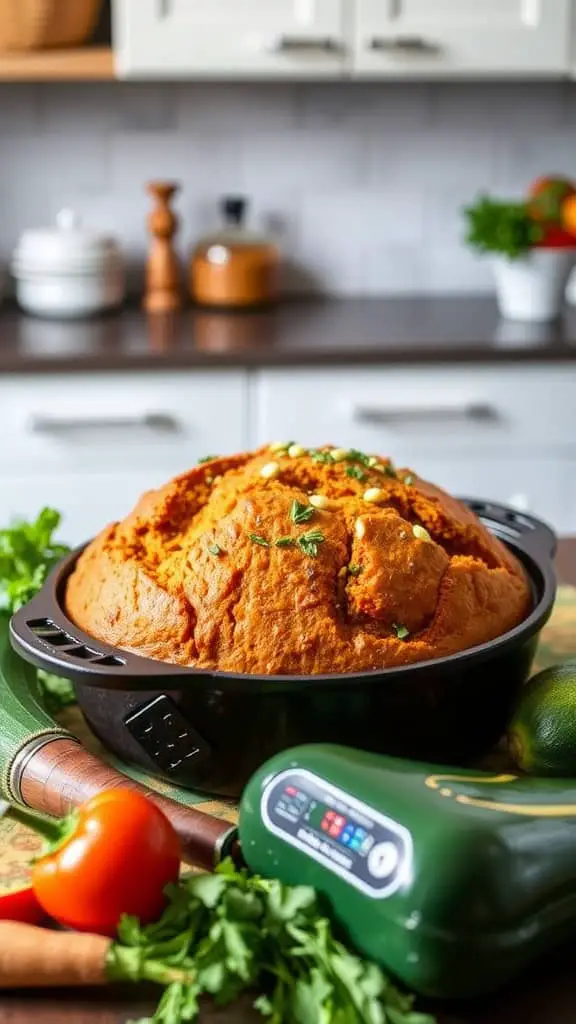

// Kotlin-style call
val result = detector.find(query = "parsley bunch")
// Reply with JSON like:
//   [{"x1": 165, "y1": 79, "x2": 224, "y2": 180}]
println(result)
[
  {"x1": 0, "y1": 508, "x2": 70, "y2": 613},
  {"x1": 463, "y1": 195, "x2": 544, "y2": 260},
  {"x1": 0, "y1": 508, "x2": 76, "y2": 711},
  {"x1": 117, "y1": 859, "x2": 435, "y2": 1024}
]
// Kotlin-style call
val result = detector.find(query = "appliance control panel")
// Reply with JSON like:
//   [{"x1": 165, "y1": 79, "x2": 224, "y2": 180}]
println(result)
[{"x1": 261, "y1": 768, "x2": 412, "y2": 899}]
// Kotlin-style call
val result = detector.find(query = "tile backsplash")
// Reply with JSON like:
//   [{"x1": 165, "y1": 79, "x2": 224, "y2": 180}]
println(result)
[{"x1": 2, "y1": 79, "x2": 576, "y2": 296}]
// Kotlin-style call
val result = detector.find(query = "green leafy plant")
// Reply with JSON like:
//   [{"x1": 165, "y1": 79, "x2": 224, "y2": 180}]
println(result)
[
  {"x1": 0, "y1": 508, "x2": 75, "y2": 711},
  {"x1": 0, "y1": 508, "x2": 69, "y2": 613},
  {"x1": 463, "y1": 195, "x2": 544, "y2": 260},
  {"x1": 115, "y1": 859, "x2": 435, "y2": 1024}
]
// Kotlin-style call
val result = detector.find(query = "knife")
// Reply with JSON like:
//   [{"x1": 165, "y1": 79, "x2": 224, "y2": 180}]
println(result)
[{"x1": 0, "y1": 617, "x2": 238, "y2": 871}]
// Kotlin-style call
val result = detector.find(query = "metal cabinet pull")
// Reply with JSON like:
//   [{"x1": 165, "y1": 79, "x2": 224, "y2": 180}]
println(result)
[
  {"x1": 368, "y1": 36, "x2": 441, "y2": 55},
  {"x1": 352, "y1": 403, "x2": 499, "y2": 426},
  {"x1": 29, "y1": 413, "x2": 181, "y2": 435},
  {"x1": 271, "y1": 35, "x2": 341, "y2": 54}
]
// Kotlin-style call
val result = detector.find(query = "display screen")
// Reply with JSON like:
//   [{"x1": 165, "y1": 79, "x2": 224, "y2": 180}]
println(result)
[
  {"x1": 261, "y1": 768, "x2": 413, "y2": 900},
  {"x1": 307, "y1": 802, "x2": 374, "y2": 855}
]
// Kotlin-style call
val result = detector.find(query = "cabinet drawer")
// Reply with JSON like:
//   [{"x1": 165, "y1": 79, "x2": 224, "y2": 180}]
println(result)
[
  {"x1": 0, "y1": 469, "x2": 188, "y2": 546},
  {"x1": 399, "y1": 454, "x2": 567, "y2": 535},
  {"x1": 0, "y1": 372, "x2": 247, "y2": 474},
  {"x1": 115, "y1": 0, "x2": 347, "y2": 78},
  {"x1": 353, "y1": 0, "x2": 570, "y2": 77},
  {"x1": 254, "y1": 366, "x2": 576, "y2": 454}
]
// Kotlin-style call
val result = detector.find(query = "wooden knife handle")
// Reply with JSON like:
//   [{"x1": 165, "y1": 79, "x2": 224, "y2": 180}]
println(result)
[{"x1": 18, "y1": 738, "x2": 235, "y2": 871}]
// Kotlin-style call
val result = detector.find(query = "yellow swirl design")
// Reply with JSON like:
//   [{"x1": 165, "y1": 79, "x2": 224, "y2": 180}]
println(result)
[{"x1": 424, "y1": 773, "x2": 576, "y2": 818}]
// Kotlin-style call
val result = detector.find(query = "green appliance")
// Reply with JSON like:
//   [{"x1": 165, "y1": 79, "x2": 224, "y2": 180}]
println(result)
[{"x1": 239, "y1": 743, "x2": 576, "y2": 999}]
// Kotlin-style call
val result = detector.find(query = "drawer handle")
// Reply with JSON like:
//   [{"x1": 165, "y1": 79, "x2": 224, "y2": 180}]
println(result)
[
  {"x1": 270, "y1": 35, "x2": 341, "y2": 54},
  {"x1": 352, "y1": 403, "x2": 499, "y2": 426},
  {"x1": 29, "y1": 413, "x2": 181, "y2": 435},
  {"x1": 368, "y1": 35, "x2": 441, "y2": 55}
]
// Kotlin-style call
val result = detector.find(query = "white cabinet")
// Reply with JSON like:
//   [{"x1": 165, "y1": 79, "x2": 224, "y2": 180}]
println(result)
[
  {"x1": 0, "y1": 371, "x2": 248, "y2": 544},
  {"x1": 254, "y1": 365, "x2": 576, "y2": 452},
  {"x1": 0, "y1": 372, "x2": 247, "y2": 475},
  {"x1": 114, "y1": 0, "x2": 571, "y2": 79},
  {"x1": 1, "y1": 471, "x2": 180, "y2": 547},
  {"x1": 353, "y1": 0, "x2": 571, "y2": 77},
  {"x1": 3, "y1": 362, "x2": 575, "y2": 544},
  {"x1": 114, "y1": 0, "x2": 347, "y2": 78},
  {"x1": 386, "y1": 455, "x2": 568, "y2": 535},
  {"x1": 253, "y1": 364, "x2": 576, "y2": 536}
]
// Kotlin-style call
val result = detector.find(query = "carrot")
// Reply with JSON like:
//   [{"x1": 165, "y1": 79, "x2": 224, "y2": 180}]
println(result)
[{"x1": 0, "y1": 921, "x2": 111, "y2": 988}]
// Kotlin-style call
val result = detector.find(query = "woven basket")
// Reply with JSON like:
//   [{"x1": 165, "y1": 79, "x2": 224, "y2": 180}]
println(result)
[{"x1": 0, "y1": 0, "x2": 103, "y2": 52}]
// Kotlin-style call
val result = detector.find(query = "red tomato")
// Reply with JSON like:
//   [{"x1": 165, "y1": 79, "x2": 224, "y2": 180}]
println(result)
[
  {"x1": 534, "y1": 226, "x2": 576, "y2": 248},
  {"x1": 0, "y1": 885, "x2": 45, "y2": 925},
  {"x1": 31, "y1": 789, "x2": 181, "y2": 937}
]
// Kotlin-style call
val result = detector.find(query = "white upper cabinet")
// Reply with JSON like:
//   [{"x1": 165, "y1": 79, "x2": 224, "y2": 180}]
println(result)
[
  {"x1": 353, "y1": 0, "x2": 571, "y2": 77},
  {"x1": 115, "y1": 0, "x2": 348, "y2": 78}
]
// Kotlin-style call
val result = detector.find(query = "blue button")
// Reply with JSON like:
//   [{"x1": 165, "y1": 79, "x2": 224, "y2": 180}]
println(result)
[
  {"x1": 340, "y1": 832, "x2": 351, "y2": 846},
  {"x1": 355, "y1": 828, "x2": 366, "y2": 841},
  {"x1": 350, "y1": 837, "x2": 362, "y2": 851}
]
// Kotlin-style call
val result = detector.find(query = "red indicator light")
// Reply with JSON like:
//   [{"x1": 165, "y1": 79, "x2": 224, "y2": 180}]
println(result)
[
  {"x1": 329, "y1": 824, "x2": 342, "y2": 838},
  {"x1": 285, "y1": 786, "x2": 297, "y2": 796}
]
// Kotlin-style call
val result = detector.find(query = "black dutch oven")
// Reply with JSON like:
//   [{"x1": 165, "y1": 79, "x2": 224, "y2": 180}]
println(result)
[{"x1": 10, "y1": 499, "x2": 557, "y2": 799}]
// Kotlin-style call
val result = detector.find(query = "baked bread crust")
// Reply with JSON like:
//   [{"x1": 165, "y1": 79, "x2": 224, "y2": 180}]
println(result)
[{"x1": 65, "y1": 446, "x2": 532, "y2": 675}]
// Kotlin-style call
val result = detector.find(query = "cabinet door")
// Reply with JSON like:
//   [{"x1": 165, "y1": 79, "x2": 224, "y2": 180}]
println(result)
[
  {"x1": 0, "y1": 470, "x2": 185, "y2": 547},
  {"x1": 0, "y1": 372, "x2": 247, "y2": 476},
  {"x1": 115, "y1": 0, "x2": 347, "y2": 78},
  {"x1": 253, "y1": 366, "x2": 574, "y2": 535},
  {"x1": 396, "y1": 454, "x2": 568, "y2": 536},
  {"x1": 254, "y1": 366, "x2": 576, "y2": 453},
  {"x1": 353, "y1": 0, "x2": 570, "y2": 76}
]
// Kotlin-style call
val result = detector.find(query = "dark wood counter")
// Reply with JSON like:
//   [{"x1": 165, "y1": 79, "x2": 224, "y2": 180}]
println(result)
[
  {"x1": 2, "y1": 297, "x2": 576, "y2": 373},
  {"x1": 0, "y1": 538, "x2": 574, "y2": 1023}
]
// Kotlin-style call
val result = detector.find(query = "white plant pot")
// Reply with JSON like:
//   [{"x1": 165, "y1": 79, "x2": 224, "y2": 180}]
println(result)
[{"x1": 490, "y1": 249, "x2": 576, "y2": 322}]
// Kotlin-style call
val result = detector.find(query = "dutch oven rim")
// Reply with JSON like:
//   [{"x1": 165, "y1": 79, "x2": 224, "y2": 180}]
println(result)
[{"x1": 10, "y1": 498, "x2": 558, "y2": 693}]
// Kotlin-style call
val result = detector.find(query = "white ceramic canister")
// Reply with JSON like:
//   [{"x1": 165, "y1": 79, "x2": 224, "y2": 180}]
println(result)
[
  {"x1": 11, "y1": 209, "x2": 125, "y2": 319},
  {"x1": 490, "y1": 248, "x2": 576, "y2": 323}
]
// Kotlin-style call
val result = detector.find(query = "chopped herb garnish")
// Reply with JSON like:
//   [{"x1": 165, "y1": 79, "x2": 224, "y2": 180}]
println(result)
[
  {"x1": 310, "y1": 449, "x2": 334, "y2": 464},
  {"x1": 346, "y1": 449, "x2": 372, "y2": 467},
  {"x1": 290, "y1": 499, "x2": 315, "y2": 524},
  {"x1": 404, "y1": 474, "x2": 414, "y2": 485},
  {"x1": 275, "y1": 536, "x2": 295, "y2": 548},
  {"x1": 208, "y1": 543, "x2": 222, "y2": 556},
  {"x1": 348, "y1": 564, "x2": 363, "y2": 577},
  {"x1": 198, "y1": 455, "x2": 218, "y2": 464},
  {"x1": 384, "y1": 464, "x2": 398, "y2": 478},
  {"x1": 346, "y1": 465, "x2": 368, "y2": 482},
  {"x1": 298, "y1": 528, "x2": 325, "y2": 558},
  {"x1": 393, "y1": 623, "x2": 410, "y2": 641},
  {"x1": 249, "y1": 534, "x2": 270, "y2": 548}
]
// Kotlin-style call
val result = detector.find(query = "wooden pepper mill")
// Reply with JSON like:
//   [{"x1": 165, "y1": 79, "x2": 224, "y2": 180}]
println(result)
[{"x1": 144, "y1": 180, "x2": 182, "y2": 313}]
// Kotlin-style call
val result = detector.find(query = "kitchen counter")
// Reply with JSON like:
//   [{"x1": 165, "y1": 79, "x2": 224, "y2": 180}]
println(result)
[{"x1": 2, "y1": 297, "x2": 576, "y2": 373}]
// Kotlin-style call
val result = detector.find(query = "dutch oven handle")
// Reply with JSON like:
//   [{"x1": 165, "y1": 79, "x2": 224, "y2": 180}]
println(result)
[{"x1": 460, "y1": 498, "x2": 557, "y2": 562}]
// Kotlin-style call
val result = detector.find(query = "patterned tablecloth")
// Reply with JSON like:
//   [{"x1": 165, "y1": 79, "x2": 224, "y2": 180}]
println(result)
[{"x1": 2, "y1": 586, "x2": 576, "y2": 895}]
